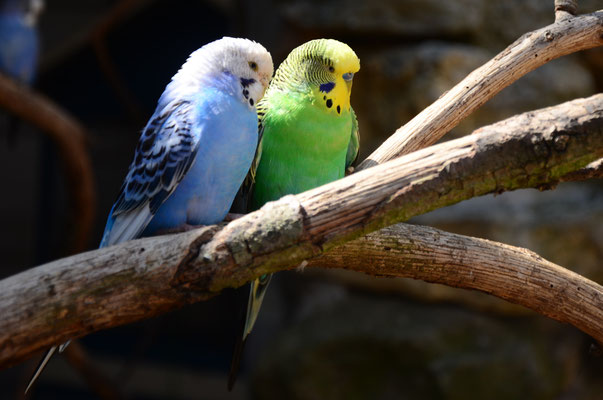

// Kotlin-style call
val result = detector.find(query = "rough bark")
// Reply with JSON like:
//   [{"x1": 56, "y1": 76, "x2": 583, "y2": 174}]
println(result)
[
  {"x1": 561, "y1": 158, "x2": 603, "y2": 181},
  {"x1": 307, "y1": 223, "x2": 603, "y2": 346},
  {"x1": 358, "y1": 9, "x2": 603, "y2": 169},
  {"x1": 0, "y1": 94, "x2": 601, "y2": 369},
  {"x1": 0, "y1": 73, "x2": 96, "y2": 253}
]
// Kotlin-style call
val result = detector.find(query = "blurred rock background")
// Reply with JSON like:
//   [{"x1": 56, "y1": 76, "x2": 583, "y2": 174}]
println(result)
[{"x1": 0, "y1": 0, "x2": 601, "y2": 399}]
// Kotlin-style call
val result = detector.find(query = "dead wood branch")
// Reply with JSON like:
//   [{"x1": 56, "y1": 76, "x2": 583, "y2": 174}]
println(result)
[
  {"x1": 307, "y1": 223, "x2": 603, "y2": 346},
  {"x1": 0, "y1": 73, "x2": 95, "y2": 253},
  {"x1": 358, "y1": 9, "x2": 603, "y2": 169},
  {"x1": 0, "y1": 94, "x2": 601, "y2": 368}
]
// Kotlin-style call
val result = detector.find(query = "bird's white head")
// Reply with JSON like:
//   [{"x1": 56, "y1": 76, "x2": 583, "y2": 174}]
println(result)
[{"x1": 172, "y1": 37, "x2": 273, "y2": 109}]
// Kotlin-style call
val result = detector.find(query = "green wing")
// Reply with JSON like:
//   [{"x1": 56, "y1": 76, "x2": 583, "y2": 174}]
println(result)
[
  {"x1": 346, "y1": 107, "x2": 360, "y2": 169},
  {"x1": 230, "y1": 107, "x2": 265, "y2": 213},
  {"x1": 247, "y1": 121, "x2": 264, "y2": 191}
]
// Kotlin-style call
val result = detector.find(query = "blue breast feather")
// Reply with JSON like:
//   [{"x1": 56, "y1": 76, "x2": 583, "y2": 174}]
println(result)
[{"x1": 100, "y1": 75, "x2": 257, "y2": 247}]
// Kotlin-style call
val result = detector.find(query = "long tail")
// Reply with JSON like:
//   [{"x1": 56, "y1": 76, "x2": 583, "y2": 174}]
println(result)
[
  {"x1": 227, "y1": 273, "x2": 272, "y2": 390},
  {"x1": 25, "y1": 346, "x2": 57, "y2": 394},
  {"x1": 24, "y1": 341, "x2": 71, "y2": 394}
]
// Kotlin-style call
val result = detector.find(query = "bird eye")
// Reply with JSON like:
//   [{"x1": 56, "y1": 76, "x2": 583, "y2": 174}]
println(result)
[
  {"x1": 328, "y1": 66, "x2": 335, "y2": 73},
  {"x1": 343, "y1": 72, "x2": 354, "y2": 81},
  {"x1": 249, "y1": 61, "x2": 258, "y2": 71}
]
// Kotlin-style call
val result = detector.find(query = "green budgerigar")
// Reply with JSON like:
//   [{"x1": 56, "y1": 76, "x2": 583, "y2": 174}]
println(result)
[{"x1": 229, "y1": 38, "x2": 360, "y2": 388}]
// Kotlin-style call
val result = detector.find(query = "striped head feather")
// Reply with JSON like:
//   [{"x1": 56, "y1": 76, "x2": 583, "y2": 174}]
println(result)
[{"x1": 264, "y1": 39, "x2": 360, "y2": 114}]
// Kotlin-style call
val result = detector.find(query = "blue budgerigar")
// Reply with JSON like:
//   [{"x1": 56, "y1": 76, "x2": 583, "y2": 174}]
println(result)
[
  {"x1": 0, "y1": 0, "x2": 43, "y2": 143},
  {"x1": 25, "y1": 36, "x2": 274, "y2": 394},
  {"x1": 0, "y1": 0, "x2": 43, "y2": 84}
]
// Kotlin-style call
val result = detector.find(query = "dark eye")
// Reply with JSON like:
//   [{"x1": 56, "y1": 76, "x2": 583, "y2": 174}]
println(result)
[
  {"x1": 328, "y1": 66, "x2": 335, "y2": 73},
  {"x1": 249, "y1": 61, "x2": 258, "y2": 71}
]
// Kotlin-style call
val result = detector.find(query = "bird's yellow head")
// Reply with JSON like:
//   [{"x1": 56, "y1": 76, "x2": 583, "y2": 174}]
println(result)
[{"x1": 268, "y1": 39, "x2": 360, "y2": 115}]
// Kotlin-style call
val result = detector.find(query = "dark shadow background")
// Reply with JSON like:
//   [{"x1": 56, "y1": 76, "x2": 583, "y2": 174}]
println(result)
[{"x1": 1, "y1": 0, "x2": 602, "y2": 399}]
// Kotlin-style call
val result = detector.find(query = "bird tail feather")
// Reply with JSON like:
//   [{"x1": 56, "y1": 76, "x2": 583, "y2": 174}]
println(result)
[
  {"x1": 243, "y1": 274, "x2": 272, "y2": 339},
  {"x1": 227, "y1": 273, "x2": 272, "y2": 391},
  {"x1": 25, "y1": 345, "x2": 57, "y2": 394}
]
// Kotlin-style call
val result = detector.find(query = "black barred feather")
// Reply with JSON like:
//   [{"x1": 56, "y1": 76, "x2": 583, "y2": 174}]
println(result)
[
  {"x1": 100, "y1": 100, "x2": 201, "y2": 247},
  {"x1": 267, "y1": 39, "x2": 336, "y2": 91},
  {"x1": 112, "y1": 100, "x2": 199, "y2": 217}
]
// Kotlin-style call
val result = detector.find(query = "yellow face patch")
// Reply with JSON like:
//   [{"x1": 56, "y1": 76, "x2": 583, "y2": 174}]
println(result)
[
  {"x1": 313, "y1": 76, "x2": 352, "y2": 115},
  {"x1": 265, "y1": 39, "x2": 360, "y2": 116},
  {"x1": 311, "y1": 40, "x2": 360, "y2": 115}
]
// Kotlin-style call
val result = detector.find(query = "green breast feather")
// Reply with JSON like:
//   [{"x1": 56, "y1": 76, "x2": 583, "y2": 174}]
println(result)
[{"x1": 248, "y1": 38, "x2": 360, "y2": 210}]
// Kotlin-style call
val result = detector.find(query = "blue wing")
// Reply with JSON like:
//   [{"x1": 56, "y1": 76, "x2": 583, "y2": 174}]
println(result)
[{"x1": 100, "y1": 100, "x2": 200, "y2": 247}]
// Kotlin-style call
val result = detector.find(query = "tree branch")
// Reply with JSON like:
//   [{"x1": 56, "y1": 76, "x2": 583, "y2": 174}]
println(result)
[
  {"x1": 0, "y1": 73, "x2": 96, "y2": 253},
  {"x1": 358, "y1": 9, "x2": 603, "y2": 169},
  {"x1": 0, "y1": 93, "x2": 601, "y2": 369},
  {"x1": 555, "y1": 0, "x2": 578, "y2": 21},
  {"x1": 306, "y1": 223, "x2": 603, "y2": 346},
  {"x1": 560, "y1": 158, "x2": 603, "y2": 181}
]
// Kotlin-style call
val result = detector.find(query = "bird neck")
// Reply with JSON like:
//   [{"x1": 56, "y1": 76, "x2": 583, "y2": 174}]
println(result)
[{"x1": 158, "y1": 70, "x2": 242, "y2": 108}]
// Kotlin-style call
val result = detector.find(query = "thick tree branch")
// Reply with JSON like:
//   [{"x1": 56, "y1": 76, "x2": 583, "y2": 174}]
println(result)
[
  {"x1": 0, "y1": 73, "x2": 96, "y2": 253},
  {"x1": 306, "y1": 223, "x2": 603, "y2": 345},
  {"x1": 560, "y1": 158, "x2": 603, "y2": 181},
  {"x1": 358, "y1": 9, "x2": 603, "y2": 169},
  {"x1": 0, "y1": 94, "x2": 601, "y2": 368}
]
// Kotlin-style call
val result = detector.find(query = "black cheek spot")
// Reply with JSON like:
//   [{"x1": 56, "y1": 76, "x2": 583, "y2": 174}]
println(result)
[
  {"x1": 326, "y1": 99, "x2": 333, "y2": 108},
  {"x1": 337, "y1": 105, "x2": 341, "y2": 114},
  {"x1": 249, "y1": 98, "x2": 254, "y2": 106},
  {"x1": 323, "y1": 96, "x2": 326, "y2": 100},
  {"x1": 240, "y1": 77, "x2": 255, "y2": 87}
]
